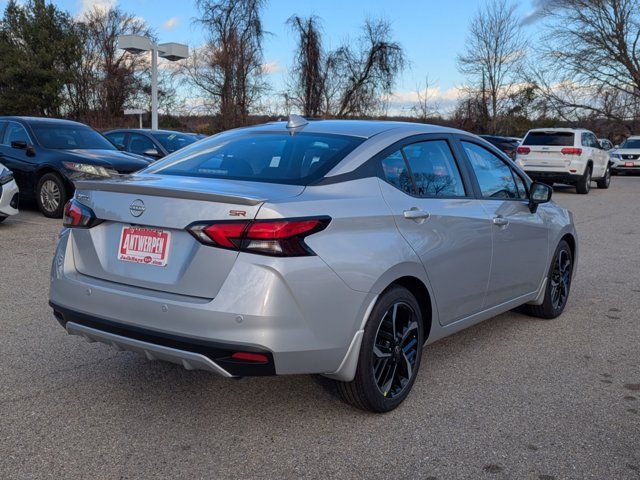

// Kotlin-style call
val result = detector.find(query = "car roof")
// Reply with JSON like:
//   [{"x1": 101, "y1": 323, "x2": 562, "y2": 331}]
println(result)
[
  {"x1": 239, "y1": 119, "x2": 465, "y2": 139},
  {"x1": 0, "y1": 116, "x2": 88, "y2": 127},
  {"x1": 105, "y1": 128, "x2": 192, "y2": 135},
  {"x1": 526, "y1": 128, "x2": 590, "y2": 133}
]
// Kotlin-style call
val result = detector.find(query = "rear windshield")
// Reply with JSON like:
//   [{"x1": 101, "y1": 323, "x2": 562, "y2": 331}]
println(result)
[
  {"x1": 620, "y1": 139, "x2": 640, "y2": 149},
  {"x1": 523, "y1": 131, "x2": 574, "y2": 146},
  {"x1": 148, "y1": 131, "x2": 364, "y2": 185}
]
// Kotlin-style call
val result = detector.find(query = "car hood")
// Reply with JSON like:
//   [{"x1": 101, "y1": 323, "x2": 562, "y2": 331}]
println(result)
[{"x1": 62, "y1": 149, "x2": 151, "y2": 169}]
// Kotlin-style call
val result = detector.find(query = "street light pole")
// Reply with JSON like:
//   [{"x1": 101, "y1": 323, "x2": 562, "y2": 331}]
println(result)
[{"x1": 117, "y1": 35, "x2": 188, "y2": 131}]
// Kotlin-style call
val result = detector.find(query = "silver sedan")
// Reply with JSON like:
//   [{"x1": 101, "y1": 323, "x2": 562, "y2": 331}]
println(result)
[{"x1": 49, "y1": 118, "x2": 577, "y2": 412}]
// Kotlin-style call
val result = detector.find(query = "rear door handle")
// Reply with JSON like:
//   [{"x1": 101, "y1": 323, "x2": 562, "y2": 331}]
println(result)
[
  {"x1": 492, "y1": 216, "x2": 509, "y2": 227},
  {"x1": 403, "y1": 208, "x2": 430, "y2": 222}
]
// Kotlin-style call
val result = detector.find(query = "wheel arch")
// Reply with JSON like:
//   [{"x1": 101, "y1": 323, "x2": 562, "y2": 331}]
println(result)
[
  {"x1": 36, "y1": 165, "x2": 73, "y2": 195},
  {"x1": 386, "y1": 276, "x2": 433, "y2": 342}
]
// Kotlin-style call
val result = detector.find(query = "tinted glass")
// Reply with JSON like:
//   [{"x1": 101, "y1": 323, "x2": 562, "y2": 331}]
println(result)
[
  {"x1": 513, "y1": 172, "x2": 527, "y2": 198},
  {"x1": 621, "y1": 139, "x2": 640, "y2": 148},
  {"x1": 403, "y1": 140, "x2": 465, "y2": 197},
  {"x1": 4, "y1": 123, "x2": 30, "y2": 145},
  {"x1": 462, "y1": 142, "x2": 520, "y2": 199},
  {"x1": 381, "y1": 150, "x2": 413, "y2": 194},
  {"x1": 128, "y1": 134, "x2": 156, "y2": 155},
  {"x1": 523, "y1": 131, "x2": 574, "y2": 146},
  {"x1": 153, "y1": 132, "x2": 197, "y2": 153},
  {"x1": 32, "y1": 124, "x2": 116, "y2": 150},
  {"x1": 150, "y1": 132, "x2": 363, "y2": 185},
  {"x1": 106, "y1": 132, "x2": 126, "y2": 148}
]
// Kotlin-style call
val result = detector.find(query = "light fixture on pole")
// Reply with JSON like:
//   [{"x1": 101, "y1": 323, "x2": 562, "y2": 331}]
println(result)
[{"x1": 117, "y1": 35, "x2": 189, "y2": 130}]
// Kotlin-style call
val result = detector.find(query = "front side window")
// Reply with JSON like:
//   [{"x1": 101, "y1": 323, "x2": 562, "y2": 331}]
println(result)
[
  {"x1": 4, "y1": 122, "x2": 30, "y2": 145},
  {"x1": 128, "y1": 134, "x2": 156, "y2": 155},
  {"x1": 462, "y1": 141, "x2": 524, "y2": 199},
  {"x1": 106, "y1": 132, "x2": 126, "y2": 148},
  {"x1": 149, "y1": 132, "x2": 363, "y2": 185},
  {"x1": 402, "y1": 140, "x2": 466, "y2": 197}
]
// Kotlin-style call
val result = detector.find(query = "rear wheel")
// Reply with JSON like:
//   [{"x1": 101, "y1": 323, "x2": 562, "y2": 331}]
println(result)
[
  {"x1": 36, "y1": 172, "x2": 67, "y2": 218},
  {"x1": 336, "y1": 286, "x2": 424, "y2": 413},
  {"x1": 596, "y1": 164, "x2": 611, "y2": 189},
  {"x1": 575, "y1": 165, "x2": 592, "y2": 194},
  {"x1": 520, "y1": 240, "x2": 573, "y2": 319}
]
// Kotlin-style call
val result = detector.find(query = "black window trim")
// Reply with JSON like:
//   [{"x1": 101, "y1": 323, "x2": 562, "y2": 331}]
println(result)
[
  {"x1": 374, "y1": 133, "x2": 476, "y2": 200},
  {"x1": 454, "y1": 135, "x2": 532, "y2": 203}
]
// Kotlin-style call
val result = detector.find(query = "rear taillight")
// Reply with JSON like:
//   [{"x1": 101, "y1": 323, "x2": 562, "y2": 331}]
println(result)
[
  {"x1": 63, "y1": 199, "x2": 101, "y2": 228},
  {"x1": 188, "y1": 217, "x2": 330, "y2": 257},
  {"x1": 516, "y1": 146, "x2": 530, "y2": 155},
  {"x1": 561, "y1": 147, "x2": 582, "y2": 155}
]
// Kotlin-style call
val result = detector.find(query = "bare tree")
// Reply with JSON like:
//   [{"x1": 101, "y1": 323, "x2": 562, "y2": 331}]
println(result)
[
  {"x1": 287, "y1": 15, "x2": 324, "y2": 117},
  {"x1": 412, "y1": 75, "x2": 440, "y2": 122},
  {"x1": 457, "y1": 0, "x2": 525, "y2": 133},
  {"x1": 66, "y1": 7, "x2": 154, "y2": 125},
  {"x1": 182, "y1": 0, "x2": 267, "y2": 130},
  {"x1": 529, "y1": 0, "x2": 640, "y2": 130}
]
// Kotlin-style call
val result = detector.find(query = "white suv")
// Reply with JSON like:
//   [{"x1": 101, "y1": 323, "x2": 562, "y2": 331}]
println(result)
[
  {"x1": 516, "y1": 128, "x2": 610, "y2": 194},
  {"x1": 610, "y1": 135, "x2": 640, "y2": 175}
]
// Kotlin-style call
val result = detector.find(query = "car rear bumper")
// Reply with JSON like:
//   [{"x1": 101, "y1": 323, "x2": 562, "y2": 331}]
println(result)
[
  {"x1": 49, "y1": 230, "x2": 372, "y2": 377},
  {"x1": 524, "y1": 171, "x2": 583, "y2": 184},
  {"x1": 0, "y1": 179, "x2": 19, "y2": 217}
]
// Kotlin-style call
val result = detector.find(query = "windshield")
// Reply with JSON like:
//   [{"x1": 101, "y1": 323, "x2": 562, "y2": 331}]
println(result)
[
  {"x1": 148, "y1": 131, "x2": 364, "y2": 185},
  {"x1": 152, "y1": 132, "x2": 198, "y2": 153},
  {"x1": 523, "y1": 131, "x2": 574, "y2": 146},
  {"x1": 620, "y1": 138, "x2": 640, "y2": 149},
  {"x1": 32, "y1": 124, "x2": 116, "y2": 150}
]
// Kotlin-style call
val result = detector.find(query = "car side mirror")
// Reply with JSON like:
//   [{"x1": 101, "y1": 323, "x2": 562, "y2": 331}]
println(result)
[
  {"x1": 143, "y1": 148, "x2": 163, "y2": 158},
  {"x1": 115, "y1": 143, "x2": 126, "y2": 151},
  {"x1": 11, "y1": 140, "x2": 35, "y2": 156},
  {"x1": 528, "y1": 182, "x2": 552, "y2": 213}
]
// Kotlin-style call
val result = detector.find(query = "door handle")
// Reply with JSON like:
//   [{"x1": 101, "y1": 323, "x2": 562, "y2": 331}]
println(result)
[
  {"x1": 403, "y1": 208, "x2": 430, "y2": 222},
  {"x1": 492, "y1": 216, "x2": 509, "y2": 227}
]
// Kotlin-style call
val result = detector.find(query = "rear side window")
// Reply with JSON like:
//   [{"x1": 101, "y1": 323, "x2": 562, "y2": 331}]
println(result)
[
  {"x1": 523, "y1": 131, "x2": 574, "y2": 146},
  {"x1": 106, "y1": 132, "x2": 126, "y2": 148},
  {"x1": 151, "y1": 132, "x2": 363, "y2": 185},
  {"x1": 3, "y1": 122, "x2": 30, "y2": 145},
  {"x1": 381, "y1": 150, "x2": 413, "y2": 194}
]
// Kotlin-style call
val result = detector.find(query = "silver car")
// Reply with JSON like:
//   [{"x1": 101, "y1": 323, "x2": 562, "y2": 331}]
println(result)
[{"x1": 50, "y1": 118, "x2": 577, "y2": 412}]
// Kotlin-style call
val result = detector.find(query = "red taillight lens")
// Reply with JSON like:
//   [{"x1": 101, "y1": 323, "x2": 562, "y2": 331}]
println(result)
[
  {"x1": 231, "y1": 352, "x2": 269, "y2": 363},
  {"x1": 516, "y1": 146, "x2": 530, "y2": 155},
  {"x1": 63, "y1": 199, "x2": 100, "y2": 228},
  {"x1": 561, "y1": 147, "x2": 582, "y2": 155},
  {"x1": 189, "y1": 217, "x2": 330, "y2": 256}
]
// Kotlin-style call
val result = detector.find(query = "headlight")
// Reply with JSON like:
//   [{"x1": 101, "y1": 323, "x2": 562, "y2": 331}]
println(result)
[
  {"x1": 0, "y1": 168, "x2": 14, "y2": 185},
  {"x1": 62, "y1": 162, "x2": 114, "y2": 177}
]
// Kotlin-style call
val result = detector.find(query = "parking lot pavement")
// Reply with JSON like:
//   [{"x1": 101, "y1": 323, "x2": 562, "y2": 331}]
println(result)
[{"x1": 1, "y1": 179, "x2": 639, "y2": 480}]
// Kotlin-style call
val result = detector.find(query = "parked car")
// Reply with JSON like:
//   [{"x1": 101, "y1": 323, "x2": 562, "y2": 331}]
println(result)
[
  {"x1": 0, "y1": 162, "x2": 19, "y2": 222},
  {"x1": 104, "y1": 129, "x2": 201, "y2": 159},
  {"x1": 516, "y1": 128, "x2": 610, "y2": 194},
  {"x1": 609, "y1": 135, "x2": 640, "y2": 175},
  {"x1": 0, "y1": 117, "x2": 151, "y2": 218},
  {"x1": 479, "y1": 134, "x2": 520, "y2": 160},
  {"x1": 50, "y1": 118, "x2": 577, "y2": 413},
  {"x1": 598, "y1": 138, "x2": 614, "y2": 151}
]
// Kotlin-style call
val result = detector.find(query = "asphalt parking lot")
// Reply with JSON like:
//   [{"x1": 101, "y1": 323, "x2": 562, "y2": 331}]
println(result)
[{"x1": 1, "y1": 177, "x2": 639, "y2": 480}]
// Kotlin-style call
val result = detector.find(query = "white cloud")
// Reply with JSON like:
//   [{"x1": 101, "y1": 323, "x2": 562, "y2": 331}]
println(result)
[
  {"x1": 262, "y1": 60, "x2": 282, "y2": 74},
  {"x1": 163, "y1": 16, "x2": 179, "y2": 30},
  {"x1": 78, "y1": 0, "x2": 116, "y2": 18}
]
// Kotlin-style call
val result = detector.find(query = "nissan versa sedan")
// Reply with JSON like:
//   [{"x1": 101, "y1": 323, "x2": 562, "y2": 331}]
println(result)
[{"x1": 49, "y1": 118, "x2": 577, "y2": 412}]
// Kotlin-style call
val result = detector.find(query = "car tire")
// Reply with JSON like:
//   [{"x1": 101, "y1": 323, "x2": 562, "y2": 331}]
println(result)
[
  {"x1": 36, "y1": 172, "x2": 67, "y2": 218},
  {"x1": 336, "y1": 286, "x2": 424, "y2": 413},
  {"x1": 519, "y1": 240, "x2": 573, "y2": 319},
  {"x1": 575, "y1": 165, "x2": 592, "y2": 194},
  {"x1": 596, "y1": 165, "x2": 611, "y2": 189},
  {"x1": 0, "y1": 215, "x2": 6, "y2": 223}
]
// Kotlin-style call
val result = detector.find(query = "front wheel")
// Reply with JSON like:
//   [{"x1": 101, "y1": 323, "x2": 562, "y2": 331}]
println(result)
[
  {"x1": 36, "y1": 172, "x2": 67, "y2": 218},
  {"x1": 596, "y1": 164, "x2": 611, "y2": 189},
  {"x1": 336, "y1": 286, "x2": 424, "y2": 413},
  {"x1": 520, "y1": 240, "x2": 573, "y2": 319}
]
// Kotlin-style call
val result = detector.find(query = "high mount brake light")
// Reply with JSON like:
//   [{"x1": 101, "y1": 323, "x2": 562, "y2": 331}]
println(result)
[
  {"x1": 516, "y1": 146, "x2": 530, "y2": 155},
  {"x1": 63, "y1": 199, "x2": 101, "y2": 228},
  {"x1": 188, "y1": 217, "x2": 331, "y2": 257},
  {"x1": 561, "y1": 147, "x2": 582, "y2": 155}
]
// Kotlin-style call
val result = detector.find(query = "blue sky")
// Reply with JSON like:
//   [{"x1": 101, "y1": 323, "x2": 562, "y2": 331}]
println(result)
[{"x1": 3, "y1": 0, "x2": 547, "y2": 113}]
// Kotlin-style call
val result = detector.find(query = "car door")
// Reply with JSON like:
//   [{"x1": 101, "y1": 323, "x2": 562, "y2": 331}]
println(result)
[
  {"x1": 0, "y1": 122, "x2": 38, "y2": 195},
  {"x1": 458, "y1": 139, "x2": 549, "y2": 307},
  {"x1": 378, "y1": 135, "x2": 493, "y2": 325},
  {"x1": 589, "y1": 132, "x2": 608, "y2": 176}
]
